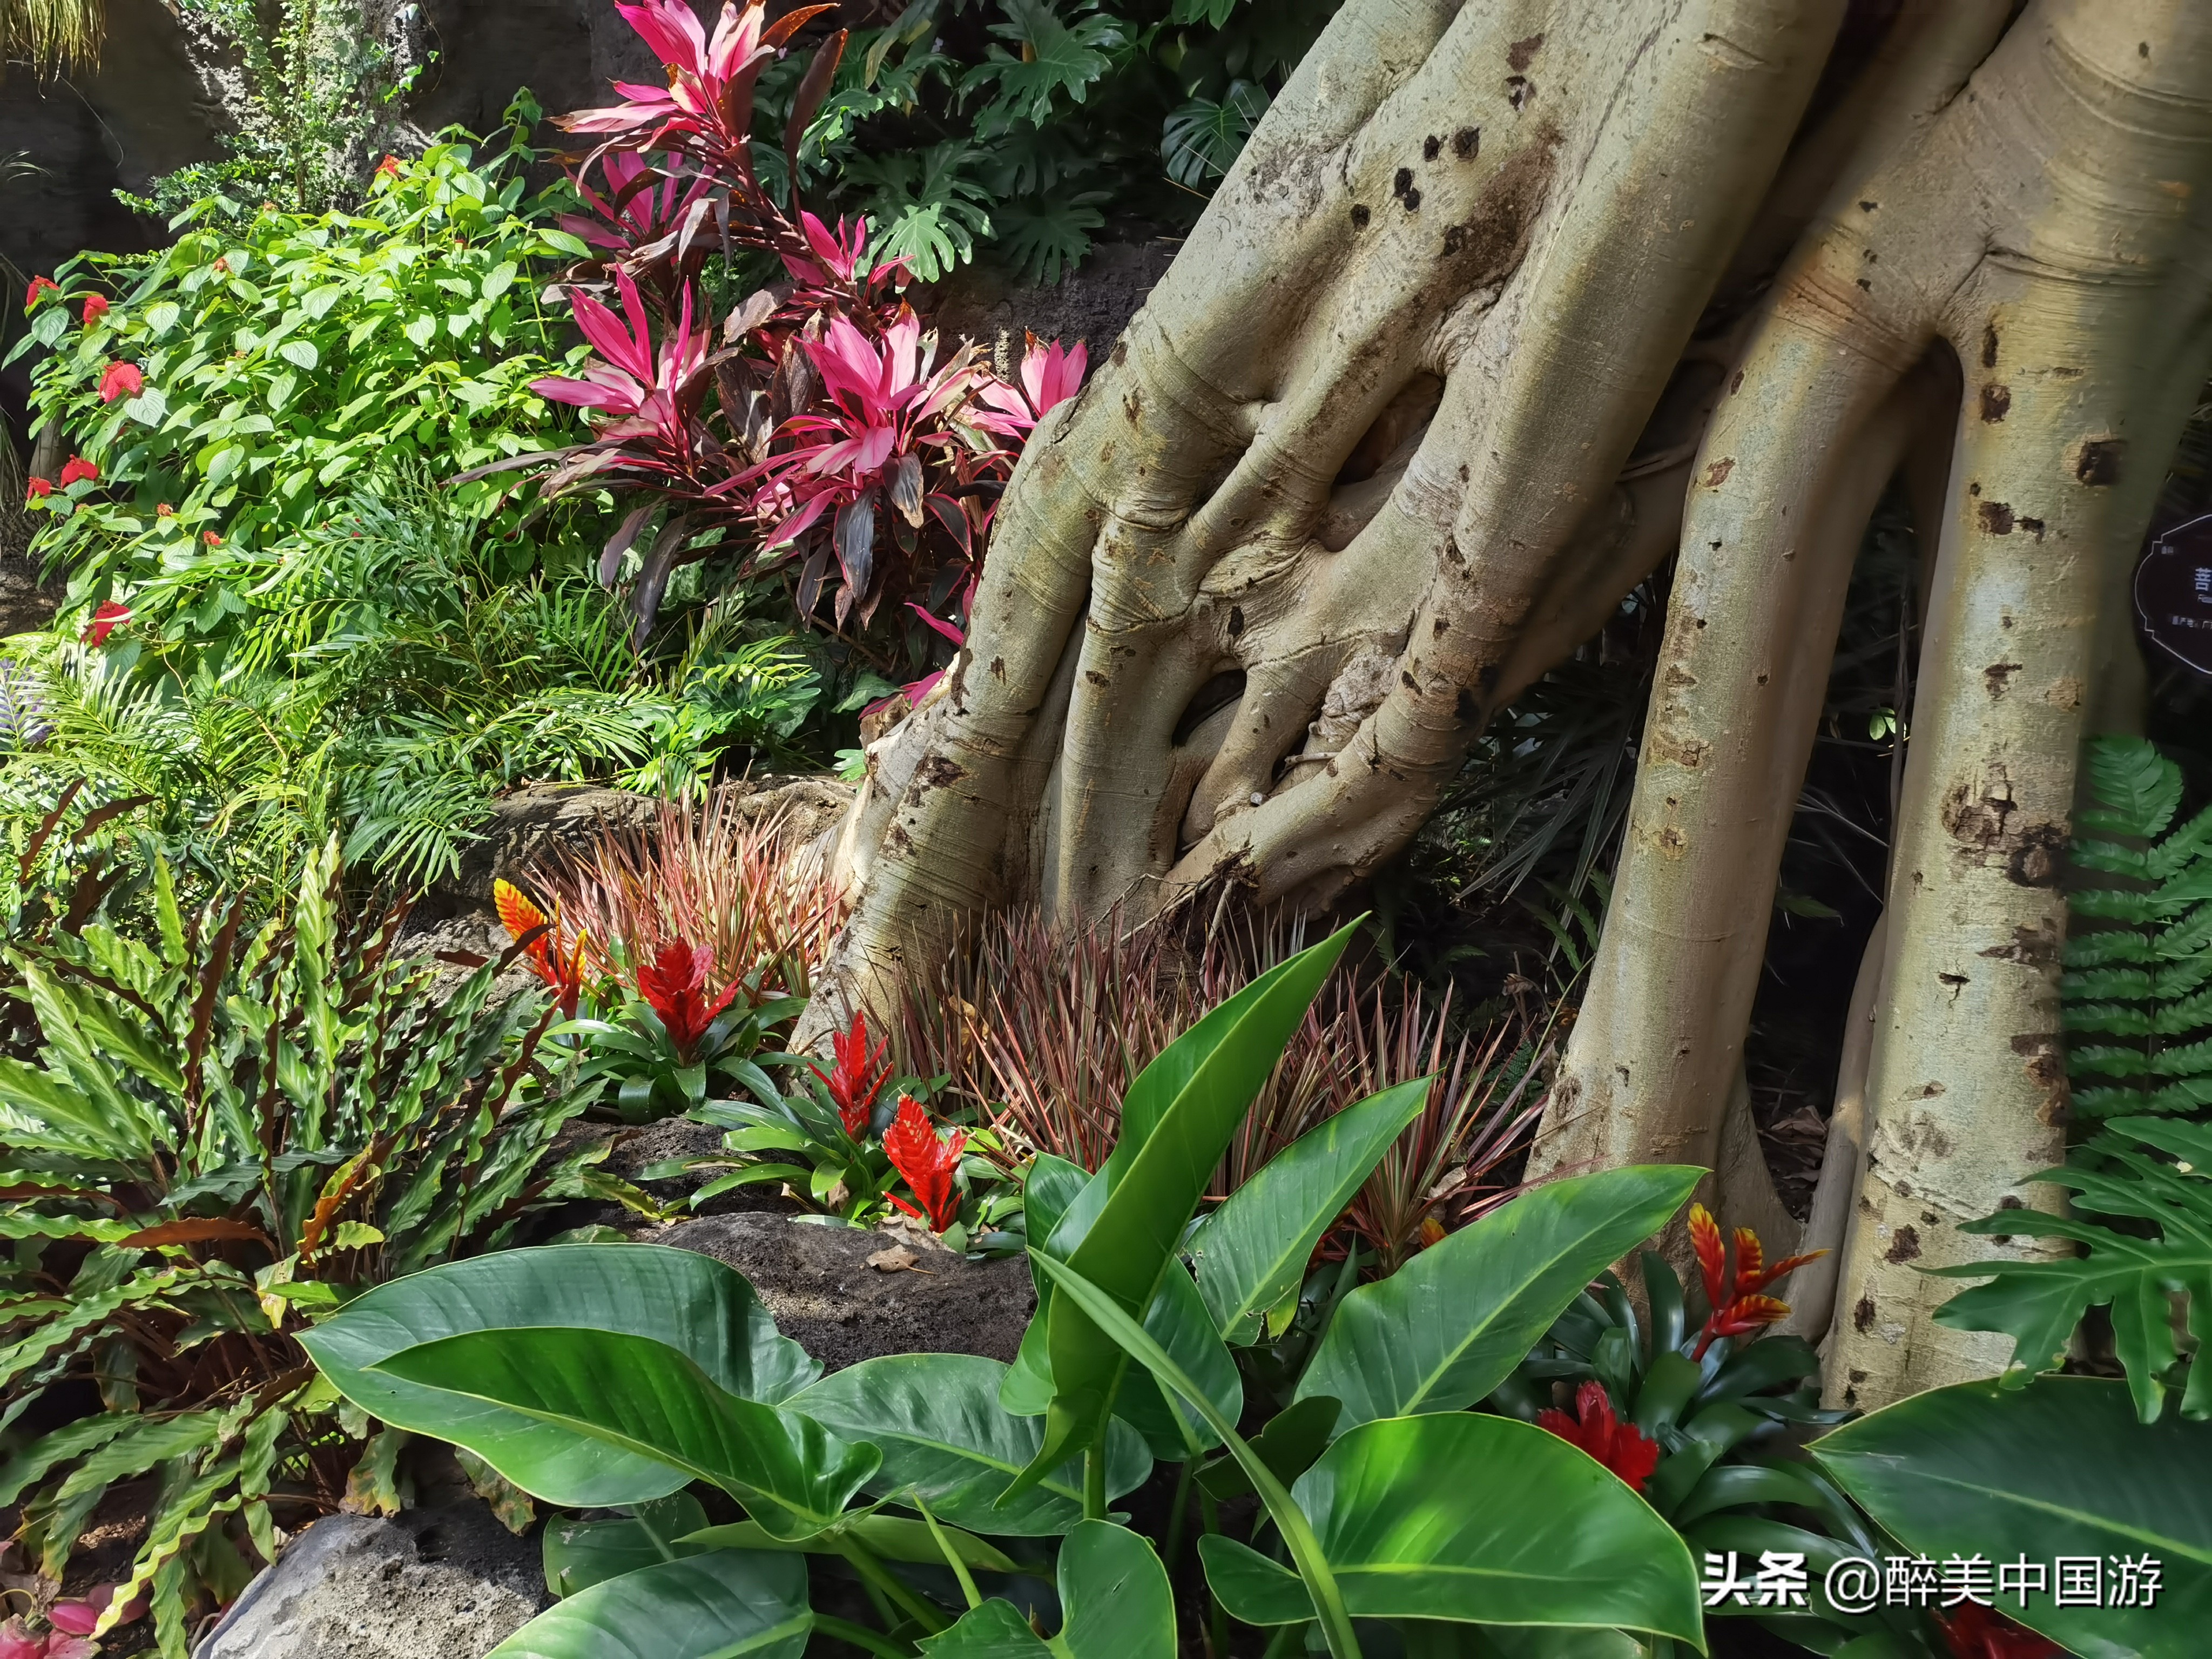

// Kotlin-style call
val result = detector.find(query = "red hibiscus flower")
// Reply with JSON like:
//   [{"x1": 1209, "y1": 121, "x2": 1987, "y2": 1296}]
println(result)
[
  {"x1": 376, "y1": 154, "x2": 401, "y2": 179},
  {"x1": 81, "y1": 294, "x2": 109, "y2": 326},
  {"x1": 23, "y1": 275, "x2": 58, "y2": 310},
  {"x1": 884, "y1": 1095, "x2": 966, "y2": 1232},
  {"x1": 493, "y1": 879, "x2": 588, "y2": 1019},
  {"x1": 81, "y1": 602, "x2": 132, "y2": 646},
  {"x1": 636, "y1": 939, "x2": 739, "y2": 1057},
  {"x1": 24, "y1": 478, "x2": 50, "y2": 502},
  {"x1": 98, "y1": 363, "x2": 144, "y2": 403},
  {"x1": 1690, "y1": 1203, "x2": 1824, "y2": 1359},
  {"x1": 203, "y1": 530, "x2": 222, "y2": 547},
  {"x1": 1537, "y1": 1379, "x2": 1662, "y2": 1492},
  {"x1": 808, "y1": 1010, "x2": 892, "y2": 1137},
  {"x1": 1938, "y1": 1604, "x2": 2063, "y2": 1658},
  {"x1": 58, "y1": 456, "x2": 99, "y2": 488}
]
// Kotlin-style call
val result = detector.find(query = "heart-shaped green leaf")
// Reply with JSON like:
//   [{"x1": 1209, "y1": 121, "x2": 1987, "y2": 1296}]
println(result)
[
  {"x1": 1298, "y1": 1165, "x2": 1702, "y2": 1429},
  {"x1": 375, "y1": 1326, "x2": 875, "y2": 1539},
  {"x1": 543, "y1": 1494, "x2": 710, "y2": 1598},
  {"x1": 790, "y1": 1353, "x2": 1148, "y2": 1535},
  {"x1": 487, "y1": 1550, "x2": 811, "y2": 1659},
  {"x1": 302, "y1": 1245, "x2": 818, "y2": 1508},
  {"x1": 921, "y1": 1520, "x2": 1174, "y2": 1659},
  {"x1": 1813, "y1": 1375, "x2": 2212, "y2": 1658},
  {"x1": 1192, "y1": 1077, "x2": 1429, "y2": 1344},
  {"x1": 1199, "y1": 1413, "x2": 1701, "y2": 1643}
]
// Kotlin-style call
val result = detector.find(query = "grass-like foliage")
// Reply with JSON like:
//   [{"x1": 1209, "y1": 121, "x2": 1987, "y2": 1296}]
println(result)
[
  {"x1": 2062, "y1": 734, "x2": 2212, "y2": 1118},
  {"x1": 0, "y1": 828, "x2": 646, "y2": 1652}
]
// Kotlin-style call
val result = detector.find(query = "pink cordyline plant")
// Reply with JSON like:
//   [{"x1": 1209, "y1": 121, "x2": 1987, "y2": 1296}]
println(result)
[{"x1": 490, "y1": 0, "x2": 1092, "y2": 666}]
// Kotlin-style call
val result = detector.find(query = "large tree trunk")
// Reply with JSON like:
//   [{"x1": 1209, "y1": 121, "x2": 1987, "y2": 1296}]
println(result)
[{"x1": 820, "y1": 0, "x2": 2212, "y2": 1408}]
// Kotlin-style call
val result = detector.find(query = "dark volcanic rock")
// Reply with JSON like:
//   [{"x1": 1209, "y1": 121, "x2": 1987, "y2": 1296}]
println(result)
[{"x1": 648, "y1": 1211, "x2": 1035, "y2": 1373}]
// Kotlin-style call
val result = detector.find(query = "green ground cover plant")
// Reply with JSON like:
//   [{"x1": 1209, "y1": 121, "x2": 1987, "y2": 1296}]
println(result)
[{"x1": 0, "y1": 826, "x2": 650, "y2": 1655}]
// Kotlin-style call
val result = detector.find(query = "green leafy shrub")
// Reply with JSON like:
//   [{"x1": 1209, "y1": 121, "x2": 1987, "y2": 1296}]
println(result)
[
  {"x1": 11, "y1": 117, "x2": 586, "y2": 642},
  {"x1": 2061, "y1": 733, "x2": 2212, "y2": 1118},
  {"x1": 779, "y1": 0, "x2": 1341, "y2": 284},
  {"x1": 118, "y1": 0, "x2": 418, "y2": 221},
  {"x1": 302, "y1": 927, "x2": 1728, "y2": 1658},
  {"x1": 0, "y1": 831, "x2": 646, "y2": 1653},
  {"x1": 0, "y1": 469, "x2": 824, "y2": 891}
]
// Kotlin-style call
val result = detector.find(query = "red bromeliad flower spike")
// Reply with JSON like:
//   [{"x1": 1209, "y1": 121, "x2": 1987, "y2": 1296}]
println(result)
[
  {"x1": 1689, "y1": 1202, "x2": 1826, "y2": 1358},
  {"x1": 1536, "y1": 1379, "x2": 1661, "y2": 1492},
  {"x1": 494, "y1": 879, "x2": 589, "y2": 1019},
  {"x1": 808, "y1": 1010, "x2": 892, "y2": 1136},
  {"x1": 636, "y1": 939, "x2": 740, "y2": 1056},
  {"x1": 884, "y1": 1095, "x2": 966, "y2": 1232}
]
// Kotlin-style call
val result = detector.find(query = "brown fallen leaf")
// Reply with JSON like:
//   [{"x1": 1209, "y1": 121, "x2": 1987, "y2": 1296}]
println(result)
[{"x1": 866, "y1": 1244, "x2": 931, "y2": 1274}]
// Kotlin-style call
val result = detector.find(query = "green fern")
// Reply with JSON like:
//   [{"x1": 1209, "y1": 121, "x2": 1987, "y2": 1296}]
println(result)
[
  {"x1": 2062, "y1": 734, "x2": 2212, "y2": 1117},
  {"x1": 1934, "y1": 1115, "x2": 2212, "y2": 1424}
]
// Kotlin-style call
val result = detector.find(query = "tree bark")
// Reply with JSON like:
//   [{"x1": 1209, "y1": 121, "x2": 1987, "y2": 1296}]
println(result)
[{"x1": 820, "y1": 0, "x2": 2212, "y2": 1408}]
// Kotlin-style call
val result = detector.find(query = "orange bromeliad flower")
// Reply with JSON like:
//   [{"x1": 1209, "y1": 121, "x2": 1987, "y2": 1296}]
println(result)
[
  {"x1": 884, "y1": 1095, "x2": 966, "y2": 1232},
  {"x1": 1537, "y1": 1379, "x2": 1662, "y2": 1491},
  {"x1": 1690, "y1": 1203, "x2": 1824, "y2": 1359},
  {"x1": 493, "y1": 879, "x2": 587, "y2": 1017}
]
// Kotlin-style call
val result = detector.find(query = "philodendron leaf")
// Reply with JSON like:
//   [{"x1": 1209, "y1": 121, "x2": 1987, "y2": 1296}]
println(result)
[
  {"x1": 1297, "y1": 1165, "x2": 1703, "y2": 1430},
  {"x1": 488, "y1": 1549, "x2": 811, "y2": 1659},
  {"x1": 543, "y1": 1494, "x2": 710, "y2": 1598},
  {"x1": 375, "y1": 1327, "x2": 876, "y2": 1540},
  {"x1": 1198, "y1": 1413, "x2": 1701, "y2": 1644},
  {"x1": 1012, "y1": 924, "x2": 1357, "y2": 1495},
  {"x1": 301, "y1": 1245, "x2": 819, "y2": 1507},
  {"x1": 1813, "y1": 1375, "x2": 2212, "y2": 1658},
  {"x1": 1192, "y1": 1076, "x2": 1429, "y2": 1344},
  {"x1": 1110, "y1": 1263, "x2": 1244, "y2": 1459},
  {"x1": 921, "y1": 1520, "x2": 1174, "y2": 1659},
  {"x1": 684, "y1": 1516, "x2": 1020, "y2": 1573},
  {"x1": 790, "y1": 1353, "x2": 1148, "y2": 1536}
]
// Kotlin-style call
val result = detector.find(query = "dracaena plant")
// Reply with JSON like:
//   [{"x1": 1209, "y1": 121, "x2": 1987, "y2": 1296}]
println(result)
[
  {"x1": 0, "y1": 831, "x2": 651, "y2": 1657},
  {"x1": 299, "y1": 925, "x2": 1737, "y2": 1659}
]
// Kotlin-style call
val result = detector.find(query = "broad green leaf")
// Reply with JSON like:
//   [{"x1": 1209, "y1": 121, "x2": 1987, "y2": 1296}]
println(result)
[
  {"x1": 922, "y1": 1521, "x2": 1172, "y2": 1659},
  {"x1": 790, "y1": 1353, "x2": 1147, "y2": 1536},
  {"x1": 1199, "y1": 1413, "x2": 1700, "y2": 1643},
  {"x1": 278, "y1": 338, "x2": 320, "y2": 370},
  {"x1": 1298, "y1": 1165, "x2": 1702, "y2": 1429},
  {"x1": 375, "y1": 1326, "x2": 875, "y2": 1538},
  {"x1": 489, "y1": 1550, "x2": 810, "y2": 1659},
  {"x1": 302, "y1": 1246, "x2": 819, "y2": 1508},
  {"x1": 543, "y1": 1494, "x2": 708, "y2": 1597},
  {"x1": 1192, "y1": 1078, "x2": 1428, "y2": 1343},
  {"x1": 1109, "y1": 1264, "x2": 1243, "y2": 1459},
  {"x1": 1016, "y1": 925, "x2": 1355, "y2": 1494},
  {"x1": 683, "y1": 1515, "x2": 1017, "y2": 1573},
  {"x1": 1814, "y1": 1376, "x2": 2212, "y2": 1659},
  {"x1": 1028, "y1": 1252, "x2": 1359, "y2": 1659}
]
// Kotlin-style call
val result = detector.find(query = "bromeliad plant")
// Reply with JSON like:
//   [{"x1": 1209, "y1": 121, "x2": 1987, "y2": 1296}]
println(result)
[
  {"x1": 1490, "y1": 1210, "x2": 1945, "y2": 1656},
  {"x1": 671, "y1": 1010, "x2": 1019, "y2": 1243},
  {"x1": 300, "y1": 925, "x2": 1731, "y2": 1659},
  {"x1": 0, "y1": 833, "x2": 647, "y2": 1656}
]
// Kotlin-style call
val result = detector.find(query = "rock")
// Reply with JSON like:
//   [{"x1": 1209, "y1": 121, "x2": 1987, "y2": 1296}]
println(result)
[
  {"x1": 645, "y1": 1212, "x2": 1035, "y2": 1373},
  {"x1": 928, "y1": 240, "x2": 1178, "y2": 381},
  {"x1": 194, "y1": 1502, "x2": 550, "y2": 1659},
  {"x1": 421, "y1": 782, "x2": 658, "y2": 921}
]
